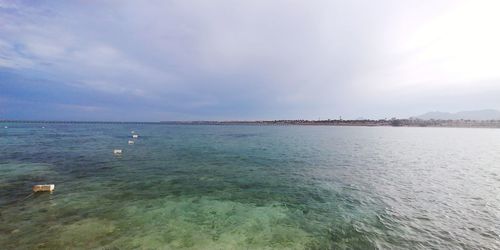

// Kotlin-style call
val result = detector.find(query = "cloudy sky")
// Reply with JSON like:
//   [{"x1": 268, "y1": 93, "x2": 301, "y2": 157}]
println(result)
[{"x1": 1, "y1": 0, "x2": 499, "y2": 121}]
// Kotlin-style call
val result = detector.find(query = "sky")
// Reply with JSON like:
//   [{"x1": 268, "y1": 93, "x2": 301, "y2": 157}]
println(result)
[{"x1": 0, "y1": 0, "x2": 499, "y2": 121}]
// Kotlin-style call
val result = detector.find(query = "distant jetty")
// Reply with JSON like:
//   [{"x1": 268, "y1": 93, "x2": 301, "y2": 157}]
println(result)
[
  {"x1": 160, "y1": 119, "x2": 500, "y2": 128},
  {"x1": 1, "y1": 119, "x2": 500, "y2": 128}
]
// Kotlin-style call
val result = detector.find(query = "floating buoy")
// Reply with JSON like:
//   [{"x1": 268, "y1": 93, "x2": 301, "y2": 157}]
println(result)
[
  {"x1": 4, "y1": 126, "x2": 7, "y2": 129},
  {"x1": 132, "y1": 134, "x2": 139, "y2": 138},
  {"x1": 32, "y1": 184, "x2": 55, "y2": 192},
  {"x1": 128, "y1": 140, "x2": 134, "y2": 145},
  {"x1": 113, "y1": 149, "x2": 123, "y2": 155},
  {"x1": 131, "y1": 131, "x2": 135, "y2": 134}
]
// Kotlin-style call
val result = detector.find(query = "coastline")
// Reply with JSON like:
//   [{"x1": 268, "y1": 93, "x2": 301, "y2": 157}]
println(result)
[{"x1": 1, "y1": 119, "x2": 500, "y2": 128}]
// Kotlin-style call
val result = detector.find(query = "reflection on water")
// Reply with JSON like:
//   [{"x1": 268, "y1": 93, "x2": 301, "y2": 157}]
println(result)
[{"x1": 0, "y1": 124, "x2": 499, "y2": 249}]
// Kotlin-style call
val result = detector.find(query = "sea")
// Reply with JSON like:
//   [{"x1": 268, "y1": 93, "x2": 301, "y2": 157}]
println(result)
[{"x1": 0, "y1": 123, "x2": 499, "y2": 249}]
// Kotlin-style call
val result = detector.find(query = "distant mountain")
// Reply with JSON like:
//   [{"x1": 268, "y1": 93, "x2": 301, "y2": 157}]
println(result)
[{"x1": 415, "y1": 109, "x2": 500, "y2": 120}]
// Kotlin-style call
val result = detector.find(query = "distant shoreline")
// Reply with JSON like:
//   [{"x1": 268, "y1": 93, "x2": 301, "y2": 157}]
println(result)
[{"x1": 1, "y1": 119, "x2": 500, "y2": 128}]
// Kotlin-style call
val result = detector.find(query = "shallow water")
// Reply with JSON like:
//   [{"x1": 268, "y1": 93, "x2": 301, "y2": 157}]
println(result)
[{"x1": 0, "y1": 123, "x2": 499, "y2": 249}]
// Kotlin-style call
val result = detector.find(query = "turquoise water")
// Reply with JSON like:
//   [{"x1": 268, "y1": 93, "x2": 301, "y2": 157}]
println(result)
[{"x1": 0, "y1": 124, "x2": 499, "y2": 249}]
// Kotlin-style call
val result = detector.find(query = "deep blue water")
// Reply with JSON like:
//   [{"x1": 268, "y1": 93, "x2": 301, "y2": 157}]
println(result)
[{"x1": 0, "y1": 123, "x2": 499, "y2": 249}]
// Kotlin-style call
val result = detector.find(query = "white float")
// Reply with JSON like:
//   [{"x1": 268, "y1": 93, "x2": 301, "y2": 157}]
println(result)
[
  {"x1": 32, "y1": 184, "x2": 55, "y2": 192},
  {"x1": 128, "y1": 140, "x2": 134, "y2": 145},
  {"x1": 113, "y1": 149, "x2": 123, "y2": 155},
  {"x1": 132, "y1": 134, "x2": 139, "y2": 138}
]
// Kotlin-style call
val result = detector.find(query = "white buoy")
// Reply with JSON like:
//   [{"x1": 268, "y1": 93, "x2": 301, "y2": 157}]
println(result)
[
  {"x1": 33, "y1": 184, "x2": 55, "y2": 192},
  {"x1": 128, "y1": 140, "x2": 134, "y2": 145},
  {"x1": 131, "y1": 130, "x2": 135, "y2": 134},
  {"x1": 113, "y1": 149, "x2": 123, "y2": 155},
  {"x1": 132, "y1": 134, "x2": 139, "y2": 138},
  {"x1": 4, "y1": 126, "x2": 7, "y2": 129}
]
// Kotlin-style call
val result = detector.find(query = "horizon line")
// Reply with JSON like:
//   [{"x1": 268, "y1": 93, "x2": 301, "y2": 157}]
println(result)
[{"x1": 1, "y1": 117, "x2": 496, "y2": 124}]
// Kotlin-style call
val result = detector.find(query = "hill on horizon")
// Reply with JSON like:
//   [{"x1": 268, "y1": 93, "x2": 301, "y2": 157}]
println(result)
[{"x1": 414, "y1": 109, "x2": 500, "y2": 120}]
